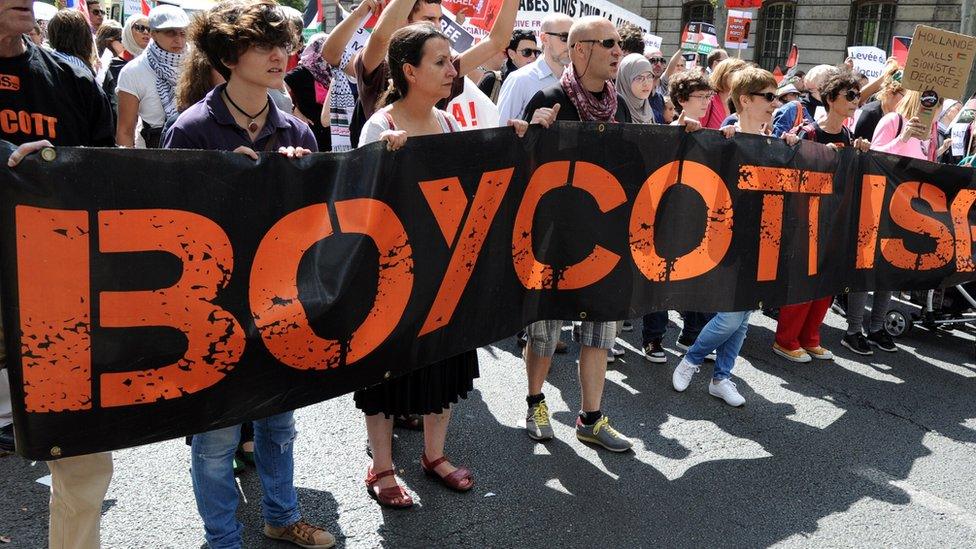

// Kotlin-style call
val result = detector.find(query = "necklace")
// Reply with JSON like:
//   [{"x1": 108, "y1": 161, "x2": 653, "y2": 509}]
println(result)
[{"x1": 223, "y1": 89, "x2": 270, "y2": 133}]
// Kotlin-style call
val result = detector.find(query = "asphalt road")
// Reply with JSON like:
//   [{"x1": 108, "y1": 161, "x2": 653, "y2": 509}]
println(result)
[{"x1": 3, "y1": 306, "x2": 976, "y2": 548}]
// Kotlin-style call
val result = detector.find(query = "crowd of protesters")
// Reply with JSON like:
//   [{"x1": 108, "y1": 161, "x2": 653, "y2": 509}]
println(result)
[{"x1": 3, "y1": 0, "x2": 976, "y2": 547}]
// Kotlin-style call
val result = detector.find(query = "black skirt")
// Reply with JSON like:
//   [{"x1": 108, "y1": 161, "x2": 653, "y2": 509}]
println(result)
[{"x1": 354, "y1": 350, "x2": 479, "y2": 417}]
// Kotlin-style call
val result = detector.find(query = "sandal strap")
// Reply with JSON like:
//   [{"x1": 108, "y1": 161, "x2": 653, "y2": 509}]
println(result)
[
  {"x1": 366, "y1": 468, "x2": 396, "y2": 484},
  {"x1": 423, "y1": 454, "x2": 449, "y2": 469}
]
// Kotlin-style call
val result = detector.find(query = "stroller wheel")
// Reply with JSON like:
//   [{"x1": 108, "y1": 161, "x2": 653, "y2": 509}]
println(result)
[{"x1": 884, "y1": 309, "x2": 911, "y2": 338}]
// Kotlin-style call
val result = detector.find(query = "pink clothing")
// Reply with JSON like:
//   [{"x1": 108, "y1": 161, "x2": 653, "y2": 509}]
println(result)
[
  {"x1": 700, "y1": 94, "x2": 728, "y2": 129},
  {"x1": 870, "y1": 112, "x2": 937, "y2": 161}
]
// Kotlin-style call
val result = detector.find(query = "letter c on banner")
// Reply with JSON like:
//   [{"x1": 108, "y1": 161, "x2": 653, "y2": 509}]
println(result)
[
  {"x1": 250, "y1": 200, "x2": 413, "y2": 370},
  {"x1": 512, "y1": 161, "x2": 626, "y2": 289},
  {"x1": 98, "y1": 210, "x2": 246, "y2": 407},
  {"x1": 630, "y1": 161, "x2": 733, "y2": 281}
]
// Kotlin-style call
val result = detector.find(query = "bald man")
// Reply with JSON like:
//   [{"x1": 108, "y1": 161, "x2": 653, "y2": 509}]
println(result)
[
  {"x1": 517, "y1": 16, "x2": 633, "y2": 453},
  {"x1": 495, "y1": 13, "x2": 573, "y2": 125}
]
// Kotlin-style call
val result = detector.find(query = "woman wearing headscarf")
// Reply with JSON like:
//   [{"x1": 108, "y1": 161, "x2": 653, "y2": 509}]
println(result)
[
  {"x1": 284, "y1": 33, "x2": 332, "y2": 151},
  {"x1": 113, "y1": 14, "x2": 151, "y2": 81},
  {"x1": 614, "y1": 53, "x2": 658, "y2": 124},
  {"x1": 116, "y1": 5, "x2": 189, "y2": 148}
]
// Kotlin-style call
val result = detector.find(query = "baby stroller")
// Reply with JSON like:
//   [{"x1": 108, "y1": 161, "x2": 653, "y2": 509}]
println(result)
[{"x1": 883, "y1": 284, "x2": 976, "y2": 357}]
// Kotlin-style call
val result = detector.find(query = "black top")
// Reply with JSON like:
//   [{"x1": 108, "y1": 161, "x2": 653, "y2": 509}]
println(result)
[
  {"x1": 284, "y1": 66, "x2": 331, "y2": 152},
  {"x1": 853, "y1": 100, "x2": 884, "y2": 142},
  {"x1": 108, "y1": 56, "x2": 127, "y2": 83},
  {"x1": 523, "y1": 84, "x2": 628, "y2": 123},
  {"x1": 809, "y1": 121, "x2": 853, "y2": 147},
  {"x1": 0, "y1": 41, "x2": 114, "y2": 146},
  {"x1": 477, "y1": 59, "x2": 516, "y2": 100},
  {"x1": 800, "y1": 92, "x2": 822, "y2": 121}
]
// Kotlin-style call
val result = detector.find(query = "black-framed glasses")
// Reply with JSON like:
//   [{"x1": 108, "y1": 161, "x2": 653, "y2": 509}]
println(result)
[
  {"x1": 579, "y1": 38, "x2": 620, "y2": 49},
  {"x1": 90, "y1": 8, "x2": 105, "y2": 15},
  {"x1": 544, "y1": 31, "x2": 569, "y2": 43},
  {"x1": 132, "y1": 24, "x2": 150, "y2": 33},
  {"x1": 518, "y1": 48, "x2": 542, "y2": 57},
  {"x1": 254, "y1": 41, "x2": 295, "y2": 54},
  {"x1": 647, "y1": 57, "x2": 666, "y2": 64},
  {"x1": 750, "y1": 92, "x2": 777, "y2": 102},
  {"x1": 843, "y1": 89, "x2": 861, "y2": 102}
]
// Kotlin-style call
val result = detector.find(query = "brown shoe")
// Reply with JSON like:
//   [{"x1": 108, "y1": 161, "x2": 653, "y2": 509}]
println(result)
[{"x1": 264, "y1": 519, "x2": 336, "y2": 549}]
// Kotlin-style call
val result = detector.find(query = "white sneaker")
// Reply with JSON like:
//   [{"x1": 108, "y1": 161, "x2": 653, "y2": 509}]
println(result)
[
  {"x1": 709, "y1": 379, "x2": 745, "y2": 407},
  {"x1": 672, "y1": 358, "x2": 699, "y2": 392}
]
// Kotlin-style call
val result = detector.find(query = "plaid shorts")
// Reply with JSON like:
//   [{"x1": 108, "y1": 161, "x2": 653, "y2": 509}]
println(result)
[{"x1": 526, "y1": 320, "x2": 618, "y2": 357}]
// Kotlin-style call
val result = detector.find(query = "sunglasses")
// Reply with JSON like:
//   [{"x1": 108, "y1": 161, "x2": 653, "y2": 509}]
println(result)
[
  {"x1": 254, "y1": 41, "x2": 295, "y2": 54},
  {"x1": 132, "y1": 24, "x2": 150, "y2": 33},
  {"x1": 517, "y1": 48, "x2": 542, "y2": 57},
  {"x1": 89, "y1": 8, "x2": 105, "y2": 15},
  {"x1": 544, "y1": 31, "x2": 569, "y2": 43},
  {"x1": 579, "y1": 38, "x2": 621, "y2": 49},
  {"x1": 842, "y1": 89, "x2": 861, "y2": 102},
  {"x1": 647, "y1": 57, "x2": 666, "y2": 64},
  {"x1": 750, "y1": 92, "x2": 778, "y2": 102}
]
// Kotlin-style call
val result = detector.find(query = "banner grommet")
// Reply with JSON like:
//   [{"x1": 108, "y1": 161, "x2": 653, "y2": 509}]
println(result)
[
  {"x1": 597, "y1": 124, "x2": 605, "y2": 133},
  {"x1": 40, "y1": 148, "x2": 57, "y2": 162},
  {"x1": 383, "y1": 371, "x2": 391, "y2": 379},
  {"x1": 50, "y1": 446, "x2": 61, "y2": 457},
  {"x1": 579, "y1": 312, "x2": 587, "y2": 319}
]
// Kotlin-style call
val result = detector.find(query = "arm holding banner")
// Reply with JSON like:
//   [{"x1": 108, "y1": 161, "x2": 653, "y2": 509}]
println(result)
[
  {"x1": 455, "y1": 0, "x2": 518, "y2": 77},
  {"x1": 321, "y1": 0, "x2": 380, "y2": 69}
]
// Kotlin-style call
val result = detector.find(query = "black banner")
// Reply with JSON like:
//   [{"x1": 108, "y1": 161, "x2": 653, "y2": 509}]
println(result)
[{"x1": 2, "y1": 122, "x2": 976, "y2": 459}]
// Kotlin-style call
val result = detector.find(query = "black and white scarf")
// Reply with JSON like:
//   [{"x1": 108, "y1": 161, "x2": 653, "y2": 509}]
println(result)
[{"x1": 145, "y1": 40, "x2": 184, "y2": 120}]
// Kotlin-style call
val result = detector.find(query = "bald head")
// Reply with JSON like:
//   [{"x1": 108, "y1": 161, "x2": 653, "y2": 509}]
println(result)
[
  {"x1": 540, "y1": 13, "x2": 572, "y2": 33},
  {"x1": 567, "y1": 16, "x2": 615, "y2": 46}
]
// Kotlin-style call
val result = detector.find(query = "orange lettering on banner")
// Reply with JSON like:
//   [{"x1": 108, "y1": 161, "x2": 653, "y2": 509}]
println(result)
[
  {"x1": 757, "y1": 194, "x2": 785, "y2": 282},
  {"x1": 250, "y1": 200, "x2": 412, "y2": 369},
  {"x1": 857, "y1": 175, "x2": 887, "y2": 269},
  {"x1": 808, "y1": 197, "x2": 820, "y2": 276},
  {"x1": 512, "y1": 161, "x2": 625, "y2": 290},
  {"x1": 950, "y1": 189, "x2": 976, "y2": 272},
  {"x1": 880, "y1": 182, "x2": 954, "y2": 270},
  {"x1": 16, "y1": 206, "x2": 92, "y2": 412},
  {"x1": 630, "y1": 161, "x2": 733, "y2": 281},
  {"x1": 98, "y1": 210, "x2": 245, "y2": 407},
  {"x1": 418, "y1": 168, "x2": 514, "y2": 335}
]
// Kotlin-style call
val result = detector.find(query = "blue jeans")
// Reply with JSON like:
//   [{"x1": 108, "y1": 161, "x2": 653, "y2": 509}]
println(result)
[
  {"x1": 679, "y1": 311, "x2": 715, "y2": 342},
  {"x1": 191, "y1": 411, "x2": 301, "y2": 549},
  {"x1": 641, "y1": 311, "x2": 669, "y2": 346},
  {"x1": 686, "y1": 311, "x2": 752, "y2": 381}
]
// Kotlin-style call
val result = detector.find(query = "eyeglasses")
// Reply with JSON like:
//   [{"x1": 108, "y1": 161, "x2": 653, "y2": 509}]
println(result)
[
  {"x1": 253, "y1": 41, "x2": 295, "y2": 54},
  {"x1": 518, "y1": 48, "x2": 542, "y2": 57},
  {"x1": 750, "y1": 92, "x2": 778, "y2": 102},
  {"x1": 544, "y1": 31, "x2": 569, "y2": 43},
  {"x1": 89, "y1": 9, "x2": 105, "y2": 16},
  {"x1": 579, "y1": 38, "x2": 621, "y2": 49},
  {"x1": 632, "y1": 73, "x2": 655, "y2": 83},
  {"x1": 647, "y1": 57, "x2": 666, "y2": 64},
  {"x1": 132, "y1": 24, "x2": 150, "y2": 33},
  {"x1": 689, "y1": 92, "x2": 714, "y2": 100},
  {"x1": 842, "y1": 89, "x2": 861, "y2": 102}
]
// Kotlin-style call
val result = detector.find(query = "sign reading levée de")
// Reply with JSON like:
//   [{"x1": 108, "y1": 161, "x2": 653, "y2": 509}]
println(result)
[{"x1": 3, "y1": 123, "x2": 976, "y2": 459}]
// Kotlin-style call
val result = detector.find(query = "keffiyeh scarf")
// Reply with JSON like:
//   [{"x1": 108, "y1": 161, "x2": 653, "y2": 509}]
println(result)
[
  {"x1": 145, "y1": 40, "x2": 185, "y2": 120},
  {"x1": 559, "y1": 65, "x2": 617, "y2": 122},
  {"x1": 300, "y1": 33, "x2": 333, "y2": 87}
]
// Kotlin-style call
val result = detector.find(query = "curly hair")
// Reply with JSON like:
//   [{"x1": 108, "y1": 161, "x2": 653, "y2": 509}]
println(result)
[
  {"x1": 668, "y1": 67, "x2": 711, "y2": 106},
  {"x1": 617, "y1": 22, "x2": 644, "y2": 56},
  {"x1": 819, "y1": 69, "x2": 860, "y2": 112},
  {"x1": 191, "y1": 0, "x2": 293, "y2": 80}
]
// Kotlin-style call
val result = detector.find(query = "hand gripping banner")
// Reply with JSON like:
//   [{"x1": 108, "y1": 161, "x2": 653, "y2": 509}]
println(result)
[{"x1": 2, "y1": 122, "x2": 976, "y2": 459}]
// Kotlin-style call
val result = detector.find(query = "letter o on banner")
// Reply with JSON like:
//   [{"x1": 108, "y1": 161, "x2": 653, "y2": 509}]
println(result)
[
  {"x1": 630, "y1": 161, "x2": 733, "y2": 281},
  {"x1": 250, "y1": 200, "x2": 413, "y2": 370}
]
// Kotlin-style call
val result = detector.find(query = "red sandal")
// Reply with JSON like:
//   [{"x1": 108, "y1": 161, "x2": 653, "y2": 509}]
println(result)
[
  {"x1": 421, "y1": 454, "x2": 474, "y2": 492},
  {"x1": 365, "y1": 467, "x2": 414, "y2": 509}
]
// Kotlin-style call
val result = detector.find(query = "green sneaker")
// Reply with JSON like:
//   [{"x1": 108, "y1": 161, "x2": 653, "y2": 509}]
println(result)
[
  {"x1": 576, "y1": 415, "x2": 633, "y2": 452},
  {"x1": 526, "y1": 400, "x2": 554, "y2": 441}
]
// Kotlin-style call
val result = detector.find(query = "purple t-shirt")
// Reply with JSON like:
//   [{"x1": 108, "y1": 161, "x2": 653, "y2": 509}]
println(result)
[{"x1": 162, "y1": 83, "x2": 318, "y2": 152}]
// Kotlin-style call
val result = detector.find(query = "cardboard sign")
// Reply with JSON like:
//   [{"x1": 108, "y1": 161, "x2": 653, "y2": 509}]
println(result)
[
  {"x1": 725, "y1": 10, "x2": 752, "y2": 50},
  {"x1": 903, "y1": 25, "x2": 976, "y2": 128},
  {"x1": 892, "y1": 35, "x2": 912, "y2": 67},
  {"x1": 847, "y1": 46, "x2": 887, "y2": 79}
]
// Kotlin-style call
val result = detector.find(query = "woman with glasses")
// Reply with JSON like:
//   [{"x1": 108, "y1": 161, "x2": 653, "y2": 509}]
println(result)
[
  {"x1": 115, "y1": 14, "x2": 150, "y2": 78},
  {"x1": 672, "y1": 66, "x2": 799, "y2": 407},
  {"x1": 614, "y1": 53, "x2": 664, "y2": 125},
  {"x1": 774, "y1": 70, "x2": 870, "y2": 362}
]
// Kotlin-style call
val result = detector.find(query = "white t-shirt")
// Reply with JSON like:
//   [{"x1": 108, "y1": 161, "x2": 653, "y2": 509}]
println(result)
[
  {"x1": 116, "y1": 53, "x2": 167, "y2": 128},
  {"x1": 359, "y1": 107, "x2": 459, "y2": 147}
]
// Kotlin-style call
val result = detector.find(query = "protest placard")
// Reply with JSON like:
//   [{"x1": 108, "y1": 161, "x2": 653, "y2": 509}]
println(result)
[
  {"x1": 725, "y1": 10, "x2": 752, "y2": 51},
  {"x1": 892, "y1": 35, "x2": 912, "y2": 67},
  {"x1": 443, "y1": 0, "x2": 652, "y2": 37},
  {"x1": 726, "y1": 0, "x2": 762, "y2": 7},
  {"x1": 643, "y1": 33, "x2": 663, "y2": 53},
  {"x1": 903, "y1": 25, "x2": 976, "y2": 128},
  {"x1": 681, "y1": 22, "x2": 718, "y2": 55},
  {"x1": 847, "y1": 46, "x2": 886, "y2": 79}
]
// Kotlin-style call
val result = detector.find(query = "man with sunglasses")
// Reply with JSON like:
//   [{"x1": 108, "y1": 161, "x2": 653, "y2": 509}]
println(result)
[
  {"x1": 478, "y1": 29, "x2": 538, "y2": 103},
  {"x1": 495, "y1": 13, "x2": 572, "y2": 125},
  {"x1": 86, "y1": 0, "x2": 104, "y2": 31},
  {"x1": 518, "y1": 16, "x2": 633, "y2": 453}
]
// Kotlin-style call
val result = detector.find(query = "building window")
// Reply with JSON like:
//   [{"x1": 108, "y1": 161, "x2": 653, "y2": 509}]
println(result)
[
  {"x1": 849, "y1": 1, "x2": 896, "y2": 51},
  {"x1": 681, "y1": 1, "x2": 715, "y2": 29},
  {"x1": 756, "y1": 2, "x2": 796, "y2": 72}
]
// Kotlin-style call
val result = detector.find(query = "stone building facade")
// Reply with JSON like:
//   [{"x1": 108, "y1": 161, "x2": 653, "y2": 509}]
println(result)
[{"x1": 612, "y1": 0, "x2": 963, "y2": 71}]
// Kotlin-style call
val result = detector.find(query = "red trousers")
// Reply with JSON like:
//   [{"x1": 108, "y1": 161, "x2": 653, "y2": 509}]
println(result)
[{"x1": 775, "y1": 297, "x2": 832, "y2": 350}]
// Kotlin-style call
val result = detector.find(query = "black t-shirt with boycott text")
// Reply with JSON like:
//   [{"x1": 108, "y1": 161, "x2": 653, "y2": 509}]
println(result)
[{"x1": 0, "y1": 40, "x2": 114, "y2": 147}]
